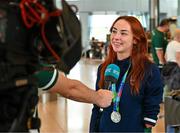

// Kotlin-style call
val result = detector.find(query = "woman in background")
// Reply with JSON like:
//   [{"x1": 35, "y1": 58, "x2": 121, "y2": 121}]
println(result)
[
  {"x1": 162, "y1": 29, "x2": 180, "y2": 92},
  {"x1": 89, "y1": 16, "x2": 163, "y2": 132},
  {"x1": 166, "y1": 28, "x2": 180, "y2": 66}
]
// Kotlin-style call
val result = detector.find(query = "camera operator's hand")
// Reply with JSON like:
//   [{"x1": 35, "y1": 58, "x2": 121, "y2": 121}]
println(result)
[{"x1": 94, "y1": 89, "x2": 113, "y2": 108}]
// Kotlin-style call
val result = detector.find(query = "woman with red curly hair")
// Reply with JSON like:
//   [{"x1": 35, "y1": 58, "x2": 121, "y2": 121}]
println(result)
[{"x1": 90, "y1": 16, "x2": 163, "y2": 132}]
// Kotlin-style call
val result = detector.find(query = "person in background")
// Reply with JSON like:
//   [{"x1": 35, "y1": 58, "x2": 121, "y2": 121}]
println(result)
[
  {"x1": 166, "y1": 28, "x2": 180, "y2": 66},
  {"x1": 89, "y1": 16, "x2": 163, "y2": 132},
  {"x1": 169, "y1": 18, "x2": 177, "y2": 39},
  {"x1": 151, "y1": 18, "x2": 170, "y2": 72},
  {"x1": 162, "y1": 29, "x2": 180, "y2": 95}
]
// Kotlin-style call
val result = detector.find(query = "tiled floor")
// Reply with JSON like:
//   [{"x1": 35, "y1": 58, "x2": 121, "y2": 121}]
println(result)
[{"x1": 38, "y1": 58, "x2": 165, "y2": 133}]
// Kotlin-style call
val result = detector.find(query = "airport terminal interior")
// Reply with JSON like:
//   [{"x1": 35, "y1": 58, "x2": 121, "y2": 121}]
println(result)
[
  {"x1": 38, "y1": 58, "x2": 165, "y2": 133},
  {"x1": 37, "y1": 0, "x2": 180, "y2": 132}
]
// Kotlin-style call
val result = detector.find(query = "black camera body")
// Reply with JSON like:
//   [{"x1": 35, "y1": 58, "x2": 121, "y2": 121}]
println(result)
[{"x1": 0, "y1": 0, "x2": 81, "y2": 131}]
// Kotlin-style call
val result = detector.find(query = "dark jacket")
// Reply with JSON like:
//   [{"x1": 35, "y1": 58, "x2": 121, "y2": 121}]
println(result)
[
  {"x1": 162, "y1": 62, "x2": 180, "y2": 90},
  {"x1": 90, "y1": 58, "x2": 163, "y2": 132}
]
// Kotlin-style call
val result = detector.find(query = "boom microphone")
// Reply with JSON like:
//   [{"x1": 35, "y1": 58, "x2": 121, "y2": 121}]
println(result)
[{"x1": 104, "y1": 64, "x2": 120, "y2": 90}]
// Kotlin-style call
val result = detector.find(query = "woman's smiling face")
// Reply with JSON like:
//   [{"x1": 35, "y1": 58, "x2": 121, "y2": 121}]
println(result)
[{"x1": 110, "y1": 19, "x2": 135, "y2": 58}]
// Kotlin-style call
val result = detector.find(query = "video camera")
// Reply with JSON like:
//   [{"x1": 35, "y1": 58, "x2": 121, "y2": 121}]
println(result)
[
  {"x1": 0, "y1": 0, "x2": 82, "y2": 131},
  {"x1": 21, "y1": 0, "x2": 82, "y2": 74}
]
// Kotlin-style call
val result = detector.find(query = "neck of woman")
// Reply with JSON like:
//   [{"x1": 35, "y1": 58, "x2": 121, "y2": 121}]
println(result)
[{"x1": 117, "y1": 52, "x2": 131, "y2": 60}]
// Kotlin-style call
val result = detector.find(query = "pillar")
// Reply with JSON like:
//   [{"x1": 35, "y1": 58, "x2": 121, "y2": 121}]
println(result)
[
  {"x1": 177, "y1": 0, "x2": 180, "y2": 28},
  {"x1": 79, "y1": 12, "x2": 90, "y2": 49},
  {"x1": 149, "y1": 0, "x2": 159, "y2": 31}
]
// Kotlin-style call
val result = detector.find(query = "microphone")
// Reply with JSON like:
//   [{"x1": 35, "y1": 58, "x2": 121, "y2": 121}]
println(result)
[
  {"x1": 99, "y1": 64, "x2": 120, "y2": 111},
  {"x1": 104, "y1": 64, "x2": 120, "y2": 90}
]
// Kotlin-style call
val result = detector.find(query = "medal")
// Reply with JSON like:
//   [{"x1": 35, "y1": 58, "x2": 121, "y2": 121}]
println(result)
[
  {"x1": 110, "y1": 64, "x2": 131, "y2": 124},
  {"x1": 111, "y1": 111, "x2": 121, "y2": 123}
]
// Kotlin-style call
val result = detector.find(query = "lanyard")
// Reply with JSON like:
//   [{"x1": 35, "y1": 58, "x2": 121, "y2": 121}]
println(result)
[{"x1": 111, "y1": 64, "x2": 131, "y2": 112}]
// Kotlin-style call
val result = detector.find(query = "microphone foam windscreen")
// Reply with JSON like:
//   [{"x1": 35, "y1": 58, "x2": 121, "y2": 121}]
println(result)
[{"x1": 104, "y1": 64, "x2": 120, "y2": 82}]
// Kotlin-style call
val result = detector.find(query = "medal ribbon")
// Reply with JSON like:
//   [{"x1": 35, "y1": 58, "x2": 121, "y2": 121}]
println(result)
[{"x1": 111, "y1": 64, "x2": 131, "y2": 112}]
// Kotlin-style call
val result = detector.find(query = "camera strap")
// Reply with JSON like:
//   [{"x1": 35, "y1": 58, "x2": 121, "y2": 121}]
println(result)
[{"x1": 19, "y1": 0, "x2": 62, "y2": 61}]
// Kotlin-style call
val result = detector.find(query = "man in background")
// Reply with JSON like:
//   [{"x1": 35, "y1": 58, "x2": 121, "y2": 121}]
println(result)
[{"x1": 151, "y1": 18, "x2": 170, "y2": 72}]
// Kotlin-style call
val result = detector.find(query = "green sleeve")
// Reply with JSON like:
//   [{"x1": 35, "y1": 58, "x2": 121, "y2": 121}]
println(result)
[
  {"x1": 152, "y1": 32, "x2": 164, "y2": 48},
  {"x1": 34, "y1": 67, "x2": 59, "y2": 91}
]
